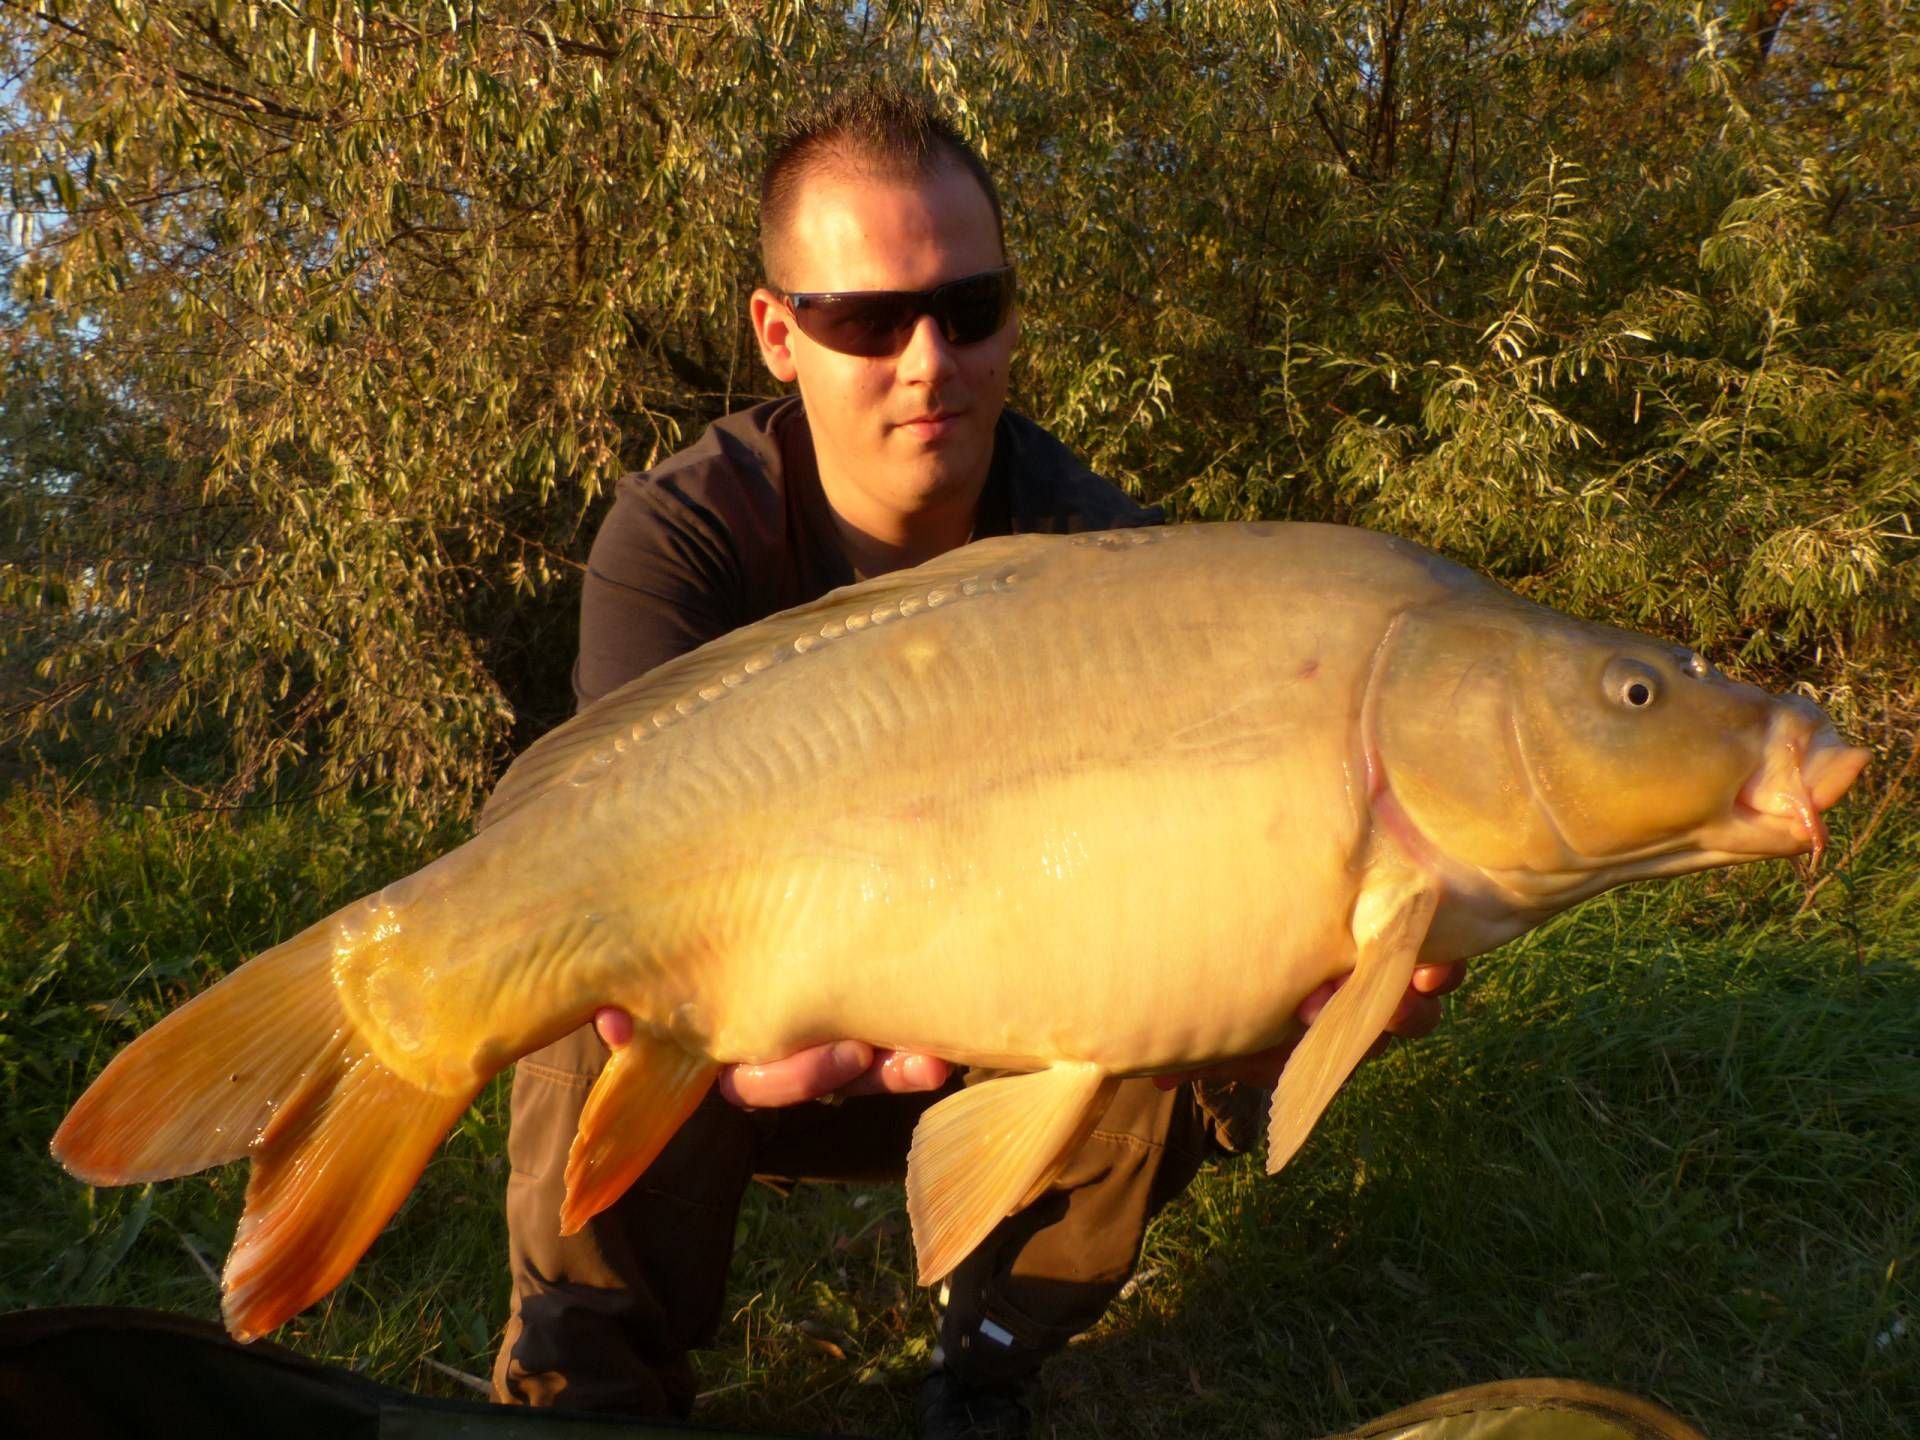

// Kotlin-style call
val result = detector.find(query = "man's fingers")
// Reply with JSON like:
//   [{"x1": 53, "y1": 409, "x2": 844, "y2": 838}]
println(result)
[
  {"x1": 1384, "y1": 964, "x2": 1465, "y2": 1037},
  {"x1": 593, "y1": 1005, "x2": 634, "y2": 1049},
  {"x1": 837, "y1": 1050, "x2": 952, "y2": 1097},
  {"x1": 1412, "y1": 962, "x2": 1467, "y2": 996},
  {"x1": 1293, "y1": 963, "x2": 1463, "y2": 1032},
  {"x1": 719, "y1": 1041, "x2": 874, "y2": 1109},
  {"x1": 614, "y1": 1028, "x2": 948, "y2": 1110},
  {"x1": 1384, "y1": 989, "x2": 1445, "y2": 1039},
  {"x1": 1293, "y1": 978, "x2": 1342, "y2": 1027}
]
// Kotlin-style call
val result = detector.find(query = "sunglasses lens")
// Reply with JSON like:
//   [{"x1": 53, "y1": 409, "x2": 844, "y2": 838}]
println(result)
[
  {"x1": 786, "y1": 269, "x2": 1015, "y2": 357},
  {"x1": 935, "y1": 270, "x2": 1015, "y2": 346},
  {"x1": 796, "y1": 296, "x2": 915, "y2": 358}
]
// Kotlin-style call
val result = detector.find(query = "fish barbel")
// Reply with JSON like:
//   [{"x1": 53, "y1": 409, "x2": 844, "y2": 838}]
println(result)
[{"x1": 52, "y1": 523, "x2": 1869, "y2": 1342}]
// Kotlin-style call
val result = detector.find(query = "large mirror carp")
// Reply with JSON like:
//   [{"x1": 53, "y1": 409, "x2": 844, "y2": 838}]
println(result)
[{"x1": 53, "y1": 522, "x2": 1869, "y2": 1342}]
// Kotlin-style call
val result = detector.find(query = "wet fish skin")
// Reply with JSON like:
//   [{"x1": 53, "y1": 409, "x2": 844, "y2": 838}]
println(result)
[{"x1": 49, "y1": 522, "x2": 1868, "y2": 1342}]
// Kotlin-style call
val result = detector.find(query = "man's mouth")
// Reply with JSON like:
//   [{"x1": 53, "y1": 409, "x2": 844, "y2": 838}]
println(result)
[{"x1": 897, "y1": 409, "x2": 963, "y2": 441}]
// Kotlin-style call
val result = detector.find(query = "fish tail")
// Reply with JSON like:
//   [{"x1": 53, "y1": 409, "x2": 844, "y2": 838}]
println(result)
[{"x1": 51, "y1": 921, "x2": 481, "y2": 1341}]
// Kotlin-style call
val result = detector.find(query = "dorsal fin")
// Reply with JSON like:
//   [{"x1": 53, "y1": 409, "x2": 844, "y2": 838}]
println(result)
[{"x1": 478, "y1": 534, "x2": 1054, "y2": 833}]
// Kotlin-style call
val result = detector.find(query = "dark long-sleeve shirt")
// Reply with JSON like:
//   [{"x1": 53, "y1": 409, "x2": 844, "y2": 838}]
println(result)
[{"x1": 573, "y1": 396, "x2": 1161, "y2": 709}]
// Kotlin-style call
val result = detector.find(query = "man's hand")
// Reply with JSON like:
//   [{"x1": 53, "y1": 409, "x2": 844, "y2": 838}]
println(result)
[
  {"x1": 1150, "y1": 961, "x2": 1467, "y2": 1091},
  {"x1": 592, "y1": 1008, "x2": 951, "y2": 1108}
]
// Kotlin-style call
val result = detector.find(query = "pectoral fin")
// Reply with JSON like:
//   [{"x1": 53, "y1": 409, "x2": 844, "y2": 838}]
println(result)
[
  {"x1": 560, "y1": 1033, "x2": 719, "y2": 1234},
  {"x1": 906, "y1": 1064, "x2": 1117, "y2": 1285},
  {"x1": 1267, "y1": 872, "x2": 1439, "y2": 1175}
]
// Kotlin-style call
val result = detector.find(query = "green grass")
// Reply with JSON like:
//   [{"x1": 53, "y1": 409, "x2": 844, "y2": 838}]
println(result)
[{"x1": 2, "y1": 782, "x2": 1915, "y2": 1437}]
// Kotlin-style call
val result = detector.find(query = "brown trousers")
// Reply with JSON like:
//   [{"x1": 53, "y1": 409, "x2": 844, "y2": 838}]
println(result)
[{"x1": 490, "y1": 1022, "x2": 1236, "y2": 1414}]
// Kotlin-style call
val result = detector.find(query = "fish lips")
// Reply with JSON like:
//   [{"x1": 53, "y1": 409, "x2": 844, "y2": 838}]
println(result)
[{"x1": 1718, "y1": 725, "x2": 1870, "y2": 865}]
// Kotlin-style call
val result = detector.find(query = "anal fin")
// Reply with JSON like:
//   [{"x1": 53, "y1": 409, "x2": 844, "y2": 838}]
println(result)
[
  {"x1": 560, "y1": 1033, "x2": 719, "y2": 1234},
  {"x1": 1267, "y1": 868, "x2": 1438, "y2": 1175},
  {"x1": 905, "y1": 1063, "x2": 1116, "y2": 1285}
]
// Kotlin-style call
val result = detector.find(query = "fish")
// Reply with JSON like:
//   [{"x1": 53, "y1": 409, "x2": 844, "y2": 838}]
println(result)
[{"x1": 51, "y1": 522, "x2": 1869, "y2": 1343}]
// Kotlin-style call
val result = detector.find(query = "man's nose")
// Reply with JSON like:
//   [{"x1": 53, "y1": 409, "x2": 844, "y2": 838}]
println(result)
[{"x1": 896, "y1": 313, "x2": 959, "y2": 386}]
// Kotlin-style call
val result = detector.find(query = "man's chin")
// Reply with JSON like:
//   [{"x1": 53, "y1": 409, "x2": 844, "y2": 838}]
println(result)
[{"x1": 885, "y1": 440, "x2": 992, "y2": 504}]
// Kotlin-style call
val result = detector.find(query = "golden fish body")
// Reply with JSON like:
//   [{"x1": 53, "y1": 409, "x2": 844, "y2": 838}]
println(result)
[
  {"x1": 52, "y1": 523, "x2": 1867, "y2": 1343},
  {"x1": 350, "y1": 524, "x2": 1407, "y2": 1084}
]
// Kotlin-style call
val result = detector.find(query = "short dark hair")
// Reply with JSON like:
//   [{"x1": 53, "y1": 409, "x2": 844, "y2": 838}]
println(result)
[{"x1": 759, "y1": 82, "x2": 1006, "y2": 289}]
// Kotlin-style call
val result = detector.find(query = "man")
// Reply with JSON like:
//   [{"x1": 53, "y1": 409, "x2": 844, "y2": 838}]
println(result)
[{"x1": 491, "y1": 84, "x2": 1462, "y2": 1437}]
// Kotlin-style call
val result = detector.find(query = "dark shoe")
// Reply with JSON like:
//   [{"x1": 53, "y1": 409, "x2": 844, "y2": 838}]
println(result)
[{"x1": 913, "y1": 1367, "x2": 1032, "y2": 1440}]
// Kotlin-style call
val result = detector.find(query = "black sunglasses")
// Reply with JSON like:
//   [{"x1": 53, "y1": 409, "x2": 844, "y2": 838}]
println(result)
[{"x1": 778, "y1": 266, "x2": 1017, "y2": 358}]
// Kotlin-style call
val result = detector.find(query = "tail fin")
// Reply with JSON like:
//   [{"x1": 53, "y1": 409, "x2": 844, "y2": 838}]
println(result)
[{"x1": 51, "y1": 923, "x2": 481, "y2": 1341}]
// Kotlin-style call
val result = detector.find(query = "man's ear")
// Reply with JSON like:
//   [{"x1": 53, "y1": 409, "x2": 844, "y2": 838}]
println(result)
[{"x1": 750, "y1": 288, "x2": 800, "y2": 384}]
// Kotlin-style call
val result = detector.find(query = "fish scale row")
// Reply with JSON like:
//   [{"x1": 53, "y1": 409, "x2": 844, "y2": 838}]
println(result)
[
  {"x1": 671, "y1": 567, "x2": 1026, "y2": 721},
  {"x1": 481, "y1": 562, "x2": 1035, "y2": 836}
]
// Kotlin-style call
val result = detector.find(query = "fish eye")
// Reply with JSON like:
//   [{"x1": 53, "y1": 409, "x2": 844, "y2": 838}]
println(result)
[{"x1": 1603, "y1": 657, "x2": 1661, "y2": 711}]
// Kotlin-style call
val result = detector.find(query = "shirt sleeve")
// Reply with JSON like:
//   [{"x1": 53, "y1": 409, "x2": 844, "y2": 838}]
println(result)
[{"x1": 573, "y1": 475, "x2": 744, "y2": 712}]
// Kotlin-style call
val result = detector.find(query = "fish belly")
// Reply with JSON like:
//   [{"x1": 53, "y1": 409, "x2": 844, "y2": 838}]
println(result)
[{"x1": 704, "y1": 759, "x2": 1369, "y2": 1074}]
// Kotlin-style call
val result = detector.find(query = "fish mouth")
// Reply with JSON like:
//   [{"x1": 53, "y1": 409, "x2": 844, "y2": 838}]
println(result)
[
  {"x1": 1728, "y1": 711, "x2": 1870, "y2": 867},
  {"x1": 1516, "y1": 720, "x2": 1871, "y2": 900}
]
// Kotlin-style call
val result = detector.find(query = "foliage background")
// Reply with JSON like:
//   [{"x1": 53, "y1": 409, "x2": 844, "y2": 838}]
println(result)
[{"x1": 3, "y1": 0, "x2": 1915, "y2": 808}]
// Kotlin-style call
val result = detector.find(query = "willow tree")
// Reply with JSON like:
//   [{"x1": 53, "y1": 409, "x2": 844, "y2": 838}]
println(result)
[{"x1": 3, "y1": 0, "x2": 1915, "y2": 813}]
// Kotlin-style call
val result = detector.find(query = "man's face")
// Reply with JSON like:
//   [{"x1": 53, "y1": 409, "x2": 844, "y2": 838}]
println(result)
[{"x1": 751, "y1": 162, "x2": 1016, "y2": 535}]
